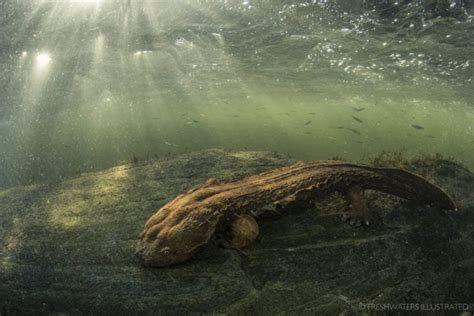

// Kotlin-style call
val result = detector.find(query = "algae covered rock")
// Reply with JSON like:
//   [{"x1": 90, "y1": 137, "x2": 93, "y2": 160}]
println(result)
[{"x1": 0, "y1": 149, "x2": 473, "y2": 314}]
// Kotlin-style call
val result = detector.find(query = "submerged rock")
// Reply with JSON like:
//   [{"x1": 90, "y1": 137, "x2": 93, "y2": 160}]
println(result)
[{"x1": 0, "y1": 149, "x2": 473, "y2": 314}]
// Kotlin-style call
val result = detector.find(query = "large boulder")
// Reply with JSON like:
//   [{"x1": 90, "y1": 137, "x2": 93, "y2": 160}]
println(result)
[{"x1": 0, "y1": 149, "x2": 473, "y2": 314}]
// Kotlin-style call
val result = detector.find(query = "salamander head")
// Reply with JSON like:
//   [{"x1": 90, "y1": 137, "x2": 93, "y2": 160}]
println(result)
[
  {"x1": 135, "y1": 233, "x2": 195, "y2": 267},
  {"x1": 136, "y1": 204, "x2": 222, "y2": 267}
]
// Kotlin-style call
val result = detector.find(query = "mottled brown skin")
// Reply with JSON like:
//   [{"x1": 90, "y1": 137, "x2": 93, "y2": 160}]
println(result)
[
  {"x1": 136, "y1": 160, "x2": 457, "y2": 267},
  {"x1": 219, "y1": 215, "x2": 259, "y2": 249}
]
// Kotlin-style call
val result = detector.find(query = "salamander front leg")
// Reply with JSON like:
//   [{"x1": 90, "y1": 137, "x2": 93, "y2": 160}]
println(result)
[
  {"x1": 219, "y1": 215, "x2": 259, "y2": 249},
  {"x1": 343, "y1": 186, "x2": 370, "y2": 226}
]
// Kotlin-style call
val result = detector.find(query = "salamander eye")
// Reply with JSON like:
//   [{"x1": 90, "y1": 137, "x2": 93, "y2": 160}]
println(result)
[{"x1": 161, "y1": 247, "x2": 171, "y2": 256}]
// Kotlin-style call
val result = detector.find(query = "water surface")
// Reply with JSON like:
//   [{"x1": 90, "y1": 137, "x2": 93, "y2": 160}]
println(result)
[{"x1": 0, "y1": 0, "x2": 473, "y2": 188}]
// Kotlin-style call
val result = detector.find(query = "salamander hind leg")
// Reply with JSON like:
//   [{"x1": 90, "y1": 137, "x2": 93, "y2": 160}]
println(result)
[
  {"x1": 219, "y1": 215, "x2": 259, "y2": 249},
  {"x1": 343, "y1": 186, "x2": 370, "y2": 226}
]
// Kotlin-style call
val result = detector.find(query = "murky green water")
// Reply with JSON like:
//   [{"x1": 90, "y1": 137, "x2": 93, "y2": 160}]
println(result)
[{"x1": 0, "y1": 0, "x2": 473, "y2": 188}]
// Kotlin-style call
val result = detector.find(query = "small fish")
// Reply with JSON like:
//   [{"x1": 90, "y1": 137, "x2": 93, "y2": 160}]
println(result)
[
  {"x1": 346, "y1": 128, "x2": 361, "y2": 135},
  {"x1": 351, "y1": 115, "x2": 363, "y2": 123},
  {"x1": 351, "y1": 106, "x2": 366, "y2": 112},
  {"x1": 308, "y1": 112, "x2": 316, "y2": 115},
  {"x1": 426, "y1": 135, "x2": 435, "y2": 138},
  {"x1": 186, "y1": 120, "x2": 200, "y2": 124},
  {"x1": 330, "y1": 126, "x2": 360, "y2": 135},
  {"x1": 411, "y1": 124, "x2": 424, "y2": 130},
  {"x1": 164, "y1": 141, "x2": 179, "y2": 147},
  {"x1": 304, "y1": 120, "x2": 312, "y2": 125}
]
